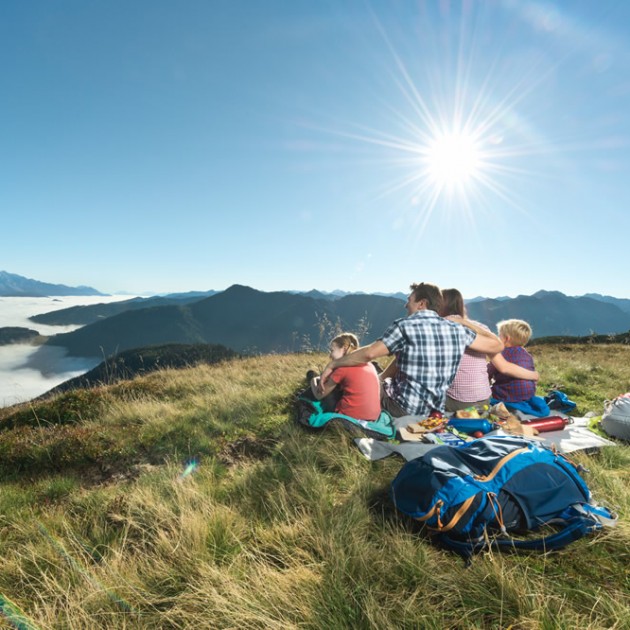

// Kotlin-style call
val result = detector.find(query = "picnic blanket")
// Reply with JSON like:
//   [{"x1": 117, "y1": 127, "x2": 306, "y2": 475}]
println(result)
[{"x1": 354, "y1": 414, "x2": 616, "y2": 462}]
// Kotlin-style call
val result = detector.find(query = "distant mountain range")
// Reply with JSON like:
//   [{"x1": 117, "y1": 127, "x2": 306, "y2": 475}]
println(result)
[
  {"x1": 42, "y1": 285, "x2": 405, "y2": 357},
  {"x1": 581, "y1": 293, "x2": 630, "y2": 314},
  {"x1": 30, "y1": 294, "x2": 213, "y2": 326},
  {"x1": 0, "y1": 271, "x2": 105, "y2": 297},
  {"x1": 466, "y1": 290, "x2": 630, "y2": 337},
  {"x1": 5, "y1": 270, "x2": 630, "y2": 358},
  {"x1": 30, "y1": 285, "x2": 630, "y2": 359},
  {"x1": 289, "y1": 289, "x2": 409, "y2": 301}
]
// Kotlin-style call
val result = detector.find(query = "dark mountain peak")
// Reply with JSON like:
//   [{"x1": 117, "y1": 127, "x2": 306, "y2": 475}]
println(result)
[
  {"x1": 302, "y1": 289, "x2": 330, "y2": 300},
  {"x1": 531, "y1": 290, "x2": 566, "y2": 299},
  {"x1": 215, "y1": 285, "x2": 317, "y2": 303},
  {"x1": 221, "y1": 284, "x2": 259, "y2": 296}
]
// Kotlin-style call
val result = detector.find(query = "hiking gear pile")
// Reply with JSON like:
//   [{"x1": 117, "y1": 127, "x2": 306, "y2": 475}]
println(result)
[{"x1": 391, "y1": 435, "x2": 617, "y2": 558}]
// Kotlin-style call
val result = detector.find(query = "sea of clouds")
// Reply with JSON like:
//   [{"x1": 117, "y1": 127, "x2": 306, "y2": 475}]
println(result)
[{"x1": 0, "y1": 295, "x2": 132, "y2": 407}]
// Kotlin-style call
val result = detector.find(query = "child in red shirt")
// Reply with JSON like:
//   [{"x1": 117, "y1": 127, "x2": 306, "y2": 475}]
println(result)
[{"x1": 310, "y1": 333, "x2": 381, "y2": 421}]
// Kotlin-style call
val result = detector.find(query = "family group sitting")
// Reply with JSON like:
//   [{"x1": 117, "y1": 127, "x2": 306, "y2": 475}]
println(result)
[{"x1": 309, "y1": 281, "x2": 549, "y2": 423}]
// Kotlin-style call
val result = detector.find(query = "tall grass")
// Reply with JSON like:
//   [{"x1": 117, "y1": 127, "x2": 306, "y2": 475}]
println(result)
[{"x1": 0, "y1": 348, "x2": 628, "y2": 628}]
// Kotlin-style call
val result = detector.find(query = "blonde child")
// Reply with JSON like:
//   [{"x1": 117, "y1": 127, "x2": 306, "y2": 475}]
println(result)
[
  {"x1": 487, "y1": 319, "x2": 550, "y2": 416},
  {"x1": 310, "y1": 333, "x2": 381, "y2": 421}
]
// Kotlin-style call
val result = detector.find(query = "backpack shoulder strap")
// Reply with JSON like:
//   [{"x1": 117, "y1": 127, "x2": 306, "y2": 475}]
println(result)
[{"x1": 439, "y1": 514, "x2": 607, "y2": 559}]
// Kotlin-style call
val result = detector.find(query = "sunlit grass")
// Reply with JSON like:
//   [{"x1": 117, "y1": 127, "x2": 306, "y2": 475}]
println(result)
[{"x1": 0, "y1": 348, "x2": 628, "y2": 627}]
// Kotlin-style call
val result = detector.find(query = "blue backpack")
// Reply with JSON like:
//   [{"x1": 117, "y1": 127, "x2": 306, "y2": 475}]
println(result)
[{"x1": 391, "y1": 435, "x2": 616, "y2": 558}]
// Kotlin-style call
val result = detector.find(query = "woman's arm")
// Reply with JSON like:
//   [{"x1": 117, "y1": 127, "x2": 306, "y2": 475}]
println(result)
[
  {"x1": 379, "y1": 357, "x2": 398, "y2": 381},
  {"x1": 489, "y1": 353, "x2": 539, "y2": 381},
  {"x1": 447, "y1": 315, "x2": 504, "y2": 355}
]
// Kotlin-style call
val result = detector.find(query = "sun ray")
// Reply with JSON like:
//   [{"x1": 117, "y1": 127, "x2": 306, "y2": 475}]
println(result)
[
  {"x1": 295, "y1": 3, "x2": 623, "y2": 243},
  {"x1": 371, "y1": 14, "x2": 442, "y2": 133}
]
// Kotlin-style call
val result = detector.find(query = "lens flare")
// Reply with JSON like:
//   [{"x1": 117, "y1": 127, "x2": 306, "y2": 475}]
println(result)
[{"x1": 179, "y1": 459, "x2": 199, "y2": 480}]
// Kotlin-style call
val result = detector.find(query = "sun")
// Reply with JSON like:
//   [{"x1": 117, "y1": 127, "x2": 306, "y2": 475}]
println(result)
[
  {"x1": 424, "y1": 131, "x2": 482, "y2": 188},
  {"x1": 318, "y1": 12, "x2": 534, "y2": 229}
]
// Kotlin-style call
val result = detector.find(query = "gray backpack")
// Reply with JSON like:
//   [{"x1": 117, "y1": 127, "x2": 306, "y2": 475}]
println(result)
[{"x1": 601, "y1": 394, "x2": 630, "y2": 441}]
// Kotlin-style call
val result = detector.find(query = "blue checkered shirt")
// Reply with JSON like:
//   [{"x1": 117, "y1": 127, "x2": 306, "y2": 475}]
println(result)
[{"x1": 380, "y1": 310, "x2": 477, "y2": 416}]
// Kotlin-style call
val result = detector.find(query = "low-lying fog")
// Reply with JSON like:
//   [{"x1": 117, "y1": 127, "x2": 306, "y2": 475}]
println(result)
[{"x1": 0, "y1": 295, "x2": 132, "y2": 407}]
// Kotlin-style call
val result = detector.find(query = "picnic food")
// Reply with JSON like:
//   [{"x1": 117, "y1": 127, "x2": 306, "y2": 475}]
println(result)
[
  {"x1": 455, "y1": 408, "x2": 481, "y2": 419},
  {"x1": 405, "y1": 414, "x2": 448, "y2": 434},
  {"x1": 421, "y1": 415, "x2": 447, "y2": 430}
]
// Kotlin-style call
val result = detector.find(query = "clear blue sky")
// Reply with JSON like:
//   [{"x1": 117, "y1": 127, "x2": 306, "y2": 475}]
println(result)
[{"x1": 3, "y1": 0, "x2": 630, "y2": 297}]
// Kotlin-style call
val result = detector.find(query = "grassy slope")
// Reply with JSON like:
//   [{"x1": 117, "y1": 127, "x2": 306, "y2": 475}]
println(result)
[{"x1": 0, "y1": 347, "x2": 629, "y2": 629}]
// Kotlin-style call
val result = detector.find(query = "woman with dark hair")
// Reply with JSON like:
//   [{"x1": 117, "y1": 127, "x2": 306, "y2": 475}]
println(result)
[{"x1": 440, "y1": 288, "x2": 539, "y2": 412}]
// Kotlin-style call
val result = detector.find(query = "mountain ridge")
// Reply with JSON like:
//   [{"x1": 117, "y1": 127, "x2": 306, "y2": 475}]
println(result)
[
  {"x1": 43, "y1": 286, "x2": 405, "y2": 358},
  {"x1": 466, "y1": 292, "x2": 630, "y2": 337},
  {"x1": 39, "y1": 285, "x2": 630, "y2": 359},
  {"x1": 0, "y1": 271, "x2": 105, "y2": 297}
]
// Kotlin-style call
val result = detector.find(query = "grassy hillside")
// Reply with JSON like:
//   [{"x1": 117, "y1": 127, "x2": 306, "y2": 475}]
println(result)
[
  {"x1": 0, "y1": 346, "x2": 629, "y2": 628},
  {"x1": 41, "y1": 343, "x2": 238, "y2": 396}
]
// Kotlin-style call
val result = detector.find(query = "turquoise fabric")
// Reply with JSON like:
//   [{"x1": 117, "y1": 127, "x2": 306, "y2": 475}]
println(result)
[{"x1": 299, "y1": 398, "x2": 396, "y2": 439}]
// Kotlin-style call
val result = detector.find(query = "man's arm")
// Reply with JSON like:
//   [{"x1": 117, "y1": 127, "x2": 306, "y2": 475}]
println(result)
[
  {"x1": 310, "y1": 376, "x2": 338, "y2": 400},
  {"x1": 490, "y1": 352, "x2": 539, "y2": 381},
  {"x1": 446, "y1": 315, "x2": 504, "y2": 355},
  {"x1": 320, "y1": 340, "x2": 390, "y2": 388}
]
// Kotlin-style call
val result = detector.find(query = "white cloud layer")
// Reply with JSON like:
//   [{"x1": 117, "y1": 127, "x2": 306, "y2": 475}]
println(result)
[{"x1": 0, "y1": 296, "x2": 130, "y2": 407}]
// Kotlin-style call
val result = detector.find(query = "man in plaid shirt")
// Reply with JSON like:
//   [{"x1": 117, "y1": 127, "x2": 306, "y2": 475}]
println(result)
[{"x1": 319, "y1": 282, "x2": 504, "y2": 417}]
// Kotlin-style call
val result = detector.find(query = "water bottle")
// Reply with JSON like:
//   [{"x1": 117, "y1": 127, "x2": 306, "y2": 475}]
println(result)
[
  {"x1": 520, "y1": 416, "x2": 570, "y2": 433},
  {"x1": 447, "y1": 418, "x2": 493, "y2": 435}
]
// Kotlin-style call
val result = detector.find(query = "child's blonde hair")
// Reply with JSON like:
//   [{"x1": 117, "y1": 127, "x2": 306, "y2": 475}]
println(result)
[
  {"x1": 331, "y1": 332, "x2": 359, "y2": 352},
  {"x1": 497, "y1": 319, "x2": 532, "y2": 346}
]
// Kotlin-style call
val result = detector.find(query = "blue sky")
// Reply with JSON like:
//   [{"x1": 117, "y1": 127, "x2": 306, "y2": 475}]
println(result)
[{"x1": 3, "y1": 0, "x2": 630, "y2": 298}]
